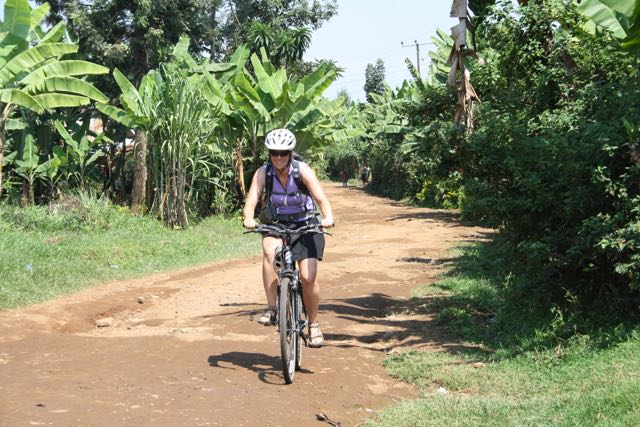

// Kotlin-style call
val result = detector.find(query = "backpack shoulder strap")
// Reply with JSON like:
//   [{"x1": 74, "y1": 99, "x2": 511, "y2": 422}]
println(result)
[
  {"x1": 263, "y1": 163, "x2": 274, "y2": 203},
  {"x1": 291, "y1": 159, "x2": 308, "y2": 194}
]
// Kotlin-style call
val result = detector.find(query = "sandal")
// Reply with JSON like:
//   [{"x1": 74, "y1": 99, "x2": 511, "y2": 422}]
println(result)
[
  {"x1": 257, "y1": 306, "x2": 277, "y2": 326},
  {"x1": 308, "y1": 322, "x2": 324, "y2": 348}
]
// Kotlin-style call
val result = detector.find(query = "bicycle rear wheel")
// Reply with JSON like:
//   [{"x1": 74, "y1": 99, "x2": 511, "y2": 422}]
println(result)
[{"x1": 279, "y1": 277, "x2": 296, "y2": 384}]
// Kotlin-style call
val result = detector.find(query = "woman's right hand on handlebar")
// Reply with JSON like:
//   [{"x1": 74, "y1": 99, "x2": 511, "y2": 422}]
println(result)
[{"x1": 243, "y1": 218, "x2": 257, "y2": 229}]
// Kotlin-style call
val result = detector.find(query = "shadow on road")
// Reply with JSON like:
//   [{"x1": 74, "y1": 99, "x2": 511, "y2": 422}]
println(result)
[
  {"x1": 208, "y1": 352, "x2": 312, "y2": 385},
  {"x1": 320, "y1": 292, "x2": 484, "y2": 355}
]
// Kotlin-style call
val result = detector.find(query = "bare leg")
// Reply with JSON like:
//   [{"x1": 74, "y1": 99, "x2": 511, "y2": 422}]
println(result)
[
  {"x1": 262, "y1": 236, "x2": 281, "y2": 307},
  {"x1": 298, "y1": 258, "x2": 320, "y2": 324}
]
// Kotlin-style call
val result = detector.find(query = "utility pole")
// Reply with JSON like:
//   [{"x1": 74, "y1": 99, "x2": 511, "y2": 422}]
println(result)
[{"x1": 401, "y1": 40, "x2": 432, "y2": 76}]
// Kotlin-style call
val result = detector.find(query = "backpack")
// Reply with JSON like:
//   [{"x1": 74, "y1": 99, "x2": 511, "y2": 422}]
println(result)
[{"x1": 259, "y1": 155, "x2": 314, "y2": 223}]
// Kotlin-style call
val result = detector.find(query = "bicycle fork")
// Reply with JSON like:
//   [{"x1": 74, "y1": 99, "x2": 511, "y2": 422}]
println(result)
[{"x1": 292, "y1": 274, "x2": 309, "y2": 346}]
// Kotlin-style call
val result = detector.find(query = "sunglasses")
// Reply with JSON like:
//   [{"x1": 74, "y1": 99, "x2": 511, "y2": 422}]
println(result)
[{"x1": 269, "y1": 150, "x2": 291, "y2": 157}]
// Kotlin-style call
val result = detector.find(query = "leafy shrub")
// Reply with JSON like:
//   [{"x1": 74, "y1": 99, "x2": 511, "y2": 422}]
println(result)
[
  {"x1": 0, "y1": 192, "x2": 155, "y2": 232},
  {"x1": 461, "y1": 1, "x2": 640, "y2": 313}
]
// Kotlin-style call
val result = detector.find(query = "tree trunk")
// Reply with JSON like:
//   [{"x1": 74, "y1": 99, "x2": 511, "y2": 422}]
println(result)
[
  {"x1": 130, "y1": 129, "x2": 147, "y2": 213},
  {"x1": 236, "y1": 138, "x2": 246, "y2": 199},
  {"x1": 0, "y1": 105, "x2": 10, "y2": 198},
  {"x1": 252, "y1": 132, "x2": 259, "y2": 172},
  {"x1": 210, "y1": 5, "x2": 217, "y2": 59},
  {"x1": 118, "y1": 138, "x2": 127, "y2": 203},
  {"x1": 0, "y1": 124, "x2": 4, "y2": 197},
  {"x1": 130, "y1": 23, "x2": 150, "y2": 213}
]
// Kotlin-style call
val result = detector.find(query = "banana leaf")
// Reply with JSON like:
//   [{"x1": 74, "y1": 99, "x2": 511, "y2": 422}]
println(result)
[
  {"x1": 576, "y1": 0, "x2": 640, "y2": 53},
  {"x1": 113, "y1": 68, "x2": 142, "y2": 117},
  {"x1": 39, "y1": 21, "x2": 66, "y2": 44},
  {"x1": 300, "y1": 65, "x2": 336, "y2": 98},
  {"x1": 0, "y1": 43, "x2": 78, "y2": 85},
  {"x1": 251, "y1": 53, "x2": 282, "y2": 99},
  {"x1": 33, "y1": 93, "x2": 89, "y2": 109},
  {"x1": 21, "y1": 60, "x2": 108, "y2": 85},
  {"x1": 24, "y1": 76, "x2": 108, "y2": 103},
  {"x1": 0, "y1": 88, "x2": 42, "y2": 113},
  {"x1": 2, "y1": 0, "x2": 30, "y2": 40},
  {"x1": 95, "y1": 103, "x2": 140, "y2": 128},
  {"x1": 234, "y1": 71, "x2": 262, "y2": 103},
  {"x1": 5, "y1": 117, "x2": 25, "y2": 130},
  {"x1": 331, "y1": 127, "x2": 366, "y2": 141},
  {"x1": 14, "y1": 134, "x2": 39, "y2": 170},
  {"x1": 29, "y1": 2, "x2": 49, "y2": 30}
]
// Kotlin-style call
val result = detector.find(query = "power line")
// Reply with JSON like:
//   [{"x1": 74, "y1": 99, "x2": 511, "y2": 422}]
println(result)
[{"x1": 400, "y1": 40, "x2": 433, "y2": 76}]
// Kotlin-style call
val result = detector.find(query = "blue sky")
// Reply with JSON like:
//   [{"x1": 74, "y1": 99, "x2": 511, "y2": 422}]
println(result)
[{"x1": 304, "y1": 1, "x2": 456, "y2": 101}]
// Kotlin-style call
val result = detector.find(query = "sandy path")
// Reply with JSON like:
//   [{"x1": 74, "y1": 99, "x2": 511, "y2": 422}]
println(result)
[{"x1": 0, "y1": 183, "x2": 490, "y2": 426}]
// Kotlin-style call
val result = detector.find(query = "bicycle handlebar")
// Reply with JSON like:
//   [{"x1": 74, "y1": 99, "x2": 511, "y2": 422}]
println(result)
[{"x1": 243, "y1": 223, "x2": 332, "y2": 237}]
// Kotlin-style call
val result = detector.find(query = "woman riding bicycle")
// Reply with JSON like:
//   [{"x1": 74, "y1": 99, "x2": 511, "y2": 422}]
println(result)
[{"x1": 242, "y1": 128, "x2": 335, "y2": 348}]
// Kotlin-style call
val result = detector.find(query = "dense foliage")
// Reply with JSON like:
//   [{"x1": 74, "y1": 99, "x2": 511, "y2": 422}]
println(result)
[
  {"x1": 335, "y1": 0, "x2": 640, "y2": 318},
  {"x1": 462, "y1": 1, "x2": 640, "y2": 314}
]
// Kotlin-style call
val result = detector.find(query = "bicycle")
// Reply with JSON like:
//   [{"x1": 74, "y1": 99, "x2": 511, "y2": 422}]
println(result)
[{"x1": 244, "y1": 222, "x2": 329, "y2": 384}]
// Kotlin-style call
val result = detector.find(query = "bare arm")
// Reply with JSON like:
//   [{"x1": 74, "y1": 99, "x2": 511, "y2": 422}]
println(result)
[
  {"x1": 242, "y1": 167, "x2": 266, "y2": 228},
  {"x1": 300, "y1": 163, "x2": 334, "y2": 228}
]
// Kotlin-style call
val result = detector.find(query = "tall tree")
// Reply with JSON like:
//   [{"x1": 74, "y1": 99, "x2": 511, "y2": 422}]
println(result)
[
  {"x1": 247, "y1": 22, "x2": 312, "y2": 68},
  {"x1": 215, "y1": 0, "x2": 337, "y2": 60},
  {"x1": 364, "y1": 59, "x2": 386, "y2": 103}
]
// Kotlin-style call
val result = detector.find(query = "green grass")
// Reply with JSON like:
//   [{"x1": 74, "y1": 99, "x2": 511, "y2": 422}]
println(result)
[
  {"x1": 370, "y1": 242, "x2": 640, "y2": 426},
  {"x1": 373, "y1": 339, "x2": 640, "y2": 426},
  {"x1": 0, "y1": 196, "x2": 260, "y2": 309}
]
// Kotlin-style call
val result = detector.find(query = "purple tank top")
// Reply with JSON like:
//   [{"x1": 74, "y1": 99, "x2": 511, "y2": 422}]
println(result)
[{"x1": 268, "y1": 163, "x2": 314, "y2": 219}]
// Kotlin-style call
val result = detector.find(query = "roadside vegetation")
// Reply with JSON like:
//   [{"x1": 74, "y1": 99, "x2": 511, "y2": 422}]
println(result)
[
  {"x1": 0, "y1": 195, "x2": 258, "y2": 309},
  {"x1": 370, "y1": 241, "x2": 640, "y2": 426},
  {"x1": 332, "y1": 0, "x2": 640, "y2": 326}
]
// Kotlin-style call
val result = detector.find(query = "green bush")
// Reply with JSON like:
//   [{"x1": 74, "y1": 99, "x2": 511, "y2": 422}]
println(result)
[
  {"x1": 0, "y1": 193, "x2": 154, "y2": 232},
  {"x1": 459, "y1": 1, "x2": 640, "y2": 314}
]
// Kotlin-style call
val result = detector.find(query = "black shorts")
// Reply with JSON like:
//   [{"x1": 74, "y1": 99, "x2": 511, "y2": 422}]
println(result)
[{"x1": 265, "y1": 218, "x2": 325, "y2": 261}]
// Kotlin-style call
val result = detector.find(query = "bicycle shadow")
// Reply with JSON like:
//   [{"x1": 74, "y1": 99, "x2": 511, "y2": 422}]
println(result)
[{"x1": 207, "y1": 352, "x2": 312, "y2": 385}]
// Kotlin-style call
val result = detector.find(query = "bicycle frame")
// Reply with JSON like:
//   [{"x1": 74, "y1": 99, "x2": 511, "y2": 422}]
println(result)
[{"x1": 244, "y1": 222, "x2": 329, "y2": 383}]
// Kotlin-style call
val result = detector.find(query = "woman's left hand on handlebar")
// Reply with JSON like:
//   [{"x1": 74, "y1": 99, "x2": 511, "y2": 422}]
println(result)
[
  {"x1": 321, "y1": 217, "x2": 335, "y2": 228},
  {"x1": 243, "y1": 218, "x2": 257, "y2": 229}
]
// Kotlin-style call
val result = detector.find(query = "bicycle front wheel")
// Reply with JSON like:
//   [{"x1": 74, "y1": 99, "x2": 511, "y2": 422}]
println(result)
[
  {"x1": 295, "y1": 290, "x2": 304, "y2": 371},
  {"x1": 279, "y1": 277, "x2": 296, "y2": 384}
]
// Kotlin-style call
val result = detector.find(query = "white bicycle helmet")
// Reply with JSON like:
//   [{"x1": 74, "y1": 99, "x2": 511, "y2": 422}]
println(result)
[{"x1": 264, "y1": 128, "x2": 296, "y2": 151}]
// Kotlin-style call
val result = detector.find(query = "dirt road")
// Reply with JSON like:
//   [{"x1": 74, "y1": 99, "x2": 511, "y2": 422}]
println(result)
[{"x1": 0, "y1": 184, "x2": 489, "y2": 426}]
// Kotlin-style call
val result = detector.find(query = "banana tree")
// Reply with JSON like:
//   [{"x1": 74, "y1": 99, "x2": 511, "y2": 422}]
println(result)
[
  {"x1": 0, "y1": 0, "x2": 109, "y2": 196},
  {"x1": 95, "y1": 68, "x2": 163, "y2": 212},
  {"x1": 39, "y1": 150, "x2": 63, "y2": 198},
  {"x1": 200, "y1": 46, "x2": 341, "y2": 195},
  {"x1": 54, "y1": 120, "x2": 105, "y2": 190},
  {"x1": 427, "y1": 29, "x2": 455, "y2": 87},
  {"x1": 233, "y1": 49, "x2": 340, "y2": 154},
  {"x1": 12, "y1": 132, "x2": 42, "y2": 204},
  {"x1": 448, "y1": 0, "x2": 480, "y2": 129}
]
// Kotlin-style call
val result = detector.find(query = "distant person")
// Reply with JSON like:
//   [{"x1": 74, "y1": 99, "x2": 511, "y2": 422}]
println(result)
[
  {"x1": 360, "y1": 165, "x2": 370, "y2": 185},
  {"x1": 340, "y1": 170, "x2": 349, "y2": 187}
]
